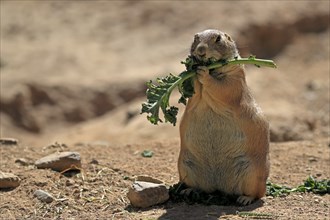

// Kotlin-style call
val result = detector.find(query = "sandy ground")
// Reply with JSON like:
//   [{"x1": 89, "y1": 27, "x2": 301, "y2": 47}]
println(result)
[{"x1": 1, "y1": 1, "x2": 329, "y2": 219}]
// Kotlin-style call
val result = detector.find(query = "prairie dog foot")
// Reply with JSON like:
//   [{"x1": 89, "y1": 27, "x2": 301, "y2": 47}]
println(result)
[
  {"x1": 237, "y1": 195, "x2": 255, "y2": 206},
  {"x1": 179, "y1": 188, "x2": 194, "y2": 196}
]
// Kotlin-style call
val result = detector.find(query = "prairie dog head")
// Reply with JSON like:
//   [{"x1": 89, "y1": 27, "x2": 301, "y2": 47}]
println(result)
[{"x1": 191, "y1": 29, "x2": 239, "y2": 62}]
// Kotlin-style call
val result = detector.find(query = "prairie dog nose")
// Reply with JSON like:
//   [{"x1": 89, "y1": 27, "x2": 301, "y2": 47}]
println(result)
[{"x1": 196, "y1": 44, "x2": 208, "y2": 56}]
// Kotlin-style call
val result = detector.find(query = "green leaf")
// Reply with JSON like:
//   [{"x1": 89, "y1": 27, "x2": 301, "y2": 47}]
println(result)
[
  {"x1": 237, "y1": 211, "x2": 275, "y2": 218},
  {"x1": 141, "y1": 56, "x2": 277, "y2": 126},
  {"x1": 169, "y1": 182, "x2": 237, "y2": 206},
  {"x1": 266, "y1": 176, "x2": 330, "y2": 197},
  {"x1": 141, "y1": 150, "x2": 153, "y2": 158},
  {"x1": 266, "y1": 181, "x2": 292, "y2": 197}
]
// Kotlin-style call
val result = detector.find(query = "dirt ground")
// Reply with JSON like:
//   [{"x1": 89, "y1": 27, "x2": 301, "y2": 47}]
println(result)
[{"x1": 0, "y1": 1, "x2": 329, "y2": 219}]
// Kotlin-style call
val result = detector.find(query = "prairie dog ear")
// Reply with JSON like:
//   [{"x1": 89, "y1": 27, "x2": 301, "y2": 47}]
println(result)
[
  {"x1": 194, "y1": 33, "x2": 200, "y2": 42},
  {"x1": 224, "y1": 33, "x2": 233, "y2": 42}
]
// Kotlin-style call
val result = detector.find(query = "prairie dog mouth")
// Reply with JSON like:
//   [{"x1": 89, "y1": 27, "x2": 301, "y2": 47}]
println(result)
[{"x1": 193, "y1": 56, "x2": 224, "y2": 66}]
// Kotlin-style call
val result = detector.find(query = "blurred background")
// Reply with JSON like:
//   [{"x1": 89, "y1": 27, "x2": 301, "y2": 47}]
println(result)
[{"x1": 0, "y1": 1, "x2": 329, "y2": 146}]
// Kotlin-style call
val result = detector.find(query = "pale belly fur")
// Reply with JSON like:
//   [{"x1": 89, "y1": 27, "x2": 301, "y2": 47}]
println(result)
[{"x1": 182, "y1": 107, "x2": 250, "y2": 194}]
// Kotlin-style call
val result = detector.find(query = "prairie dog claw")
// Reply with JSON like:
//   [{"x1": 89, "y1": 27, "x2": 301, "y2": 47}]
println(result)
[{"x1": 237, "y1": 195, "x2": 255, "y2": 206}]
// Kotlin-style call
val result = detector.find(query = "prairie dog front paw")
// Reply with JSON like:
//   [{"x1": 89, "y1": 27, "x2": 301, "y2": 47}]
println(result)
[{"x1": 196, "y1": 66, "x2": 209, "y2": 84}]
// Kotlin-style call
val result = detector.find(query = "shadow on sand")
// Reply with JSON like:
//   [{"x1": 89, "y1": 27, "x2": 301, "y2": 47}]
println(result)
[{"x1": 127, "y1": 199, "x2": 264, "y2": 220}]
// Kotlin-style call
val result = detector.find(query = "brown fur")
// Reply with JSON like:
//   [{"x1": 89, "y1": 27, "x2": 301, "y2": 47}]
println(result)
[{"x1": 178, "y1": 29, "x2": 270, "y2": 205}]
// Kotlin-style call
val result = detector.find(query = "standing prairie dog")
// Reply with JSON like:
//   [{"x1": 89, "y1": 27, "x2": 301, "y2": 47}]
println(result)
[{"x1": 178, "y1": 29, "x2": 270, "y2": 205}]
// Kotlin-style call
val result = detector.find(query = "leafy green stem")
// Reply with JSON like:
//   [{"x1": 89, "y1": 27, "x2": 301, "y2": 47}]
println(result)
[
  {"x1": 207, "y1": 57, "x2": 277, "y2": 69},
  {"x1": 141, "y1": 56, "x2": 277, "y2": 126}
]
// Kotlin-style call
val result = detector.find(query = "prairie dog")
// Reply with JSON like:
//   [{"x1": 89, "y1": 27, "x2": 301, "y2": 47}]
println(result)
[{"x1": 178, "y1": 29, "x2": 270, "y2": 205}]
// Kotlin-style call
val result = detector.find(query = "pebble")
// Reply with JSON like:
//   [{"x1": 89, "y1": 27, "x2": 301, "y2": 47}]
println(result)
[
  {"x1": 15, "y1": 158, "x2": 33, "y2": 166},
  {"x1": 0, "y1": 138, "x2": 18, "y2": 145},
  {"x1": 89, "y1": 159, "x2": 99, "y2": 165},
  {"x1": 34, "y1": 189, "x2": 54, "y2": 203},
  {"x1": 65, "y1": 179, "x2": 75, "y2": 186},
  {"x1": 136, "y1": 175, "x2": 163, "y2": 184},
  {"x1": 0, "y1": 171, "x2": 21, "y2": 189},
  {"x1": 35, "y1": 181, "x2": 47, "y2": 187},
  {"x1": 308, "y1": 157, "x2": 318, "y2": 162},
  {"x1": 35, "y1": 151, "x2": 81, "y2": 172},
  {"x1": 127, "y1": 181, "x2": 169, "y2": 208}
]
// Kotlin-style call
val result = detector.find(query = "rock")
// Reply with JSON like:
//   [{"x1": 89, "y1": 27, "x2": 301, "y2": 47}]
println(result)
[
  {"x1": 0, "y1": 171, "x2": 21, "y2": 189},
  {"x1": 35, "y1": 151, "x2": 81, "y2": 172},
  {"x1": 65, "y1": 179, "x2": 75, "y2": 186},
  {"x1": 127, "y1": 181, "x2": 169, "y2": 208},
  {"x1": 15, "y1": 158, "x2": 33, "y2": 166},
  {"x1": 35, "y1": 181, "x2": 47, "y2": 187},
  {"x1": 89, "y1": 159, "x2": 99, "y2": 165},
  {"x1": 0, "y1": 138, "x2": 18, "y2": 145},
  {"x1": 136, "y1": 175, "x2": 163, "y2": 184},
  {"x1": 141, "y1": 150, "x2": 153, "y2": 158},
  {"x1": 34, "y1": 190, "x2": 54, "y2": 203}
]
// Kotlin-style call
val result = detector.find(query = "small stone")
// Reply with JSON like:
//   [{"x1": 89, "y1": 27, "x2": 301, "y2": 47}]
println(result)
[
  {"x1": 127, "y1": 181, "x2": 169, "y2": 208},
  {"x1": 34, "y1": 190, "x2": 54, "y2": 203},
  {"x1": 65, "y1": 179, "x2": 74, "y2": 186},
  {"x1": 308, "y1": 157, "x2": 318, "y2": 162},
  {"x1": 141, "y1": 150, "x2": 153, "y2": 158},
  {"x1": 35, "y1": 181, "x2": 47, "y2": 187},
  {"x1": 35, "y1": 151, "x2": 81, "y2": 172},
  {"x1": 136, "y1": 175, "x2": 163, "y2": 184},
  {"x1": 15, "y1": 158, "x2": 33, "y2": 166},
  {"x1": 89, "y1": 159, "x2": 99, "y2": 165},
  {"x1": 0, "y1": 138, "x2": 18, "y2": 145},
  {"x1": 0, "y1": 171, "x2": 21, "y2": 188}
]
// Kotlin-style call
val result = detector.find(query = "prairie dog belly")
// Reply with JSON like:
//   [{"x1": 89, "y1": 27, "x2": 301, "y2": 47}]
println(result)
[{"x1": 182, "y1": 106, "x2": 250, "y2": 194}]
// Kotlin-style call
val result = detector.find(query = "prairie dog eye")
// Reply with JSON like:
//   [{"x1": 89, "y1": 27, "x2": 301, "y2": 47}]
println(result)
[{"x1": 215, "y1": 35, "x2": 221, "y2": 43}]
